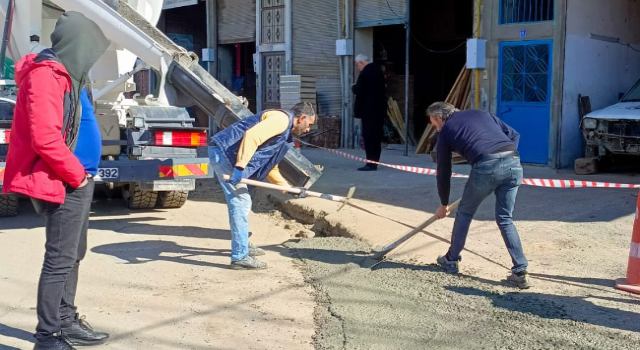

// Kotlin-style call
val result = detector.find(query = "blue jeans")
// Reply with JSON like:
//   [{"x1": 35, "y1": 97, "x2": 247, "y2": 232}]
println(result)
[
  {"x1": 209, "y1": 146, "x2": 252, "y2": 262},
  {"x1": 448, "y1": 155, "x2": 528, "y2": 273}
]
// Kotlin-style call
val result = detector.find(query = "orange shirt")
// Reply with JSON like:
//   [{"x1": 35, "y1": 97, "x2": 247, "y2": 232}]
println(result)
[{"x1": 236, "y1": 110, "x2": 291, "y2": 187}]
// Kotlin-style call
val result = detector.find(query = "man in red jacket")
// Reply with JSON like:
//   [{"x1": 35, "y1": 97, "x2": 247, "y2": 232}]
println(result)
[{"x1": 3, "y1": 12, "x2": 110, "y2": 350}]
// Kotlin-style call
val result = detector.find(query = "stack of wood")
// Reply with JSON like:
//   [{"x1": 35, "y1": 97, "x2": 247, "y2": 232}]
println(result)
[
  {"x1": 387, "y1": 97, "x2": 416, "y2": 146},
  {"x1": 385, "y1": 74, "x2": 415, "y2": 125},
  {"x1": 280, "y1": 75, "x2": 318, "y2": 113},
  {"x1": 307, "y1": 116, "x2": 341, "y2": 149},
  {"x1": 415, "y1": 66, "x2": 472, "y2": 155}
]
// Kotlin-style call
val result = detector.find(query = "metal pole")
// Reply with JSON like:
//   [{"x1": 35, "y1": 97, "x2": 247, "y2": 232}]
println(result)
[
  {"x1": 0, "y1": 0, "x2": 14, "y2": 80},
  {"x1": 345, "y1": 0, "x2": 354, "y2": 148},
  {"x1": 403, "y1": 0, "x2": 411, "y2": 156},
  {"x1": 338, "y1": 0, "x2": 346, "y2": 148},
  {"x1": 206, "y1": 0, "x2": 218, "y2": 78}
]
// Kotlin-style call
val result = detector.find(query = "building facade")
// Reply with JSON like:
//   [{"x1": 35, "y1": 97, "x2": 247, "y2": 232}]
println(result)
[
  {"x1": 478, "y1": 0, "x2": 640, "y2": 167},
  {"x1": 156, "y1": 0, "x2": 640, "y2": 168}
]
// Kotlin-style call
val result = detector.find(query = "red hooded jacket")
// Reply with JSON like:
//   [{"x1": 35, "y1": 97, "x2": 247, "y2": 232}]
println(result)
[{"x1": 1, "y1": 54, "x2": 87, "y2": 204}]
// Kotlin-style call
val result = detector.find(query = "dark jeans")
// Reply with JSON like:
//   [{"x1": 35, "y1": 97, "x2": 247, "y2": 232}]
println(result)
[
  {"x1": 447, "y1": 155, "x2": 528, "y2": 273},
  {"x1": 361, "y1": 118, "x2": 384, "y2": 164},
  {"x1": 30, "y1": 179, "x2": 94, "y2": 341}
]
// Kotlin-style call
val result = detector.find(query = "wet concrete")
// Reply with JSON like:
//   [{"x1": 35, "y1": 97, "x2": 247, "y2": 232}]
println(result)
[{"x1": 288, "y1": 237, "x2": 640, "y2": 350}]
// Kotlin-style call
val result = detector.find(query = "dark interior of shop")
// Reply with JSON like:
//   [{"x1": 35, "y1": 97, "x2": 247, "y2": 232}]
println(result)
[
  {"x1": 217, "y1": 43, "x2": 257, "y2": 112},
  {"x1": 373, "y1": 0, "x2": 474, "y2": 140}
]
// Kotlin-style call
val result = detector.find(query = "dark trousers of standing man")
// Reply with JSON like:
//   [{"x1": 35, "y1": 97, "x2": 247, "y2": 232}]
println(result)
[
  {"x1": 30, "y1": 179, "x2": 95, "y2": 342},
  {"x1": 362, "y1": 117, "x2": 384, "y2": 165}
]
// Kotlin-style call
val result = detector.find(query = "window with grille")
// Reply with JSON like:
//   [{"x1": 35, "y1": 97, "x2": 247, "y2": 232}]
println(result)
[
  {"x1": 261, "y1": 0, "x2": 285, "y2": 44},
  {"x1": 500, "y1": 0, "x2": 554, "y2": 25}
]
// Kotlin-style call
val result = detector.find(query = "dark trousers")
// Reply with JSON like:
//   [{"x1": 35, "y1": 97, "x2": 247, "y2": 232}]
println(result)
[
  {"x1": 31, "y1": 179, "x2": 94, "y2": 341},
  {"x1": 362, "y1": 118, "x2": 384, "y2": 164}
]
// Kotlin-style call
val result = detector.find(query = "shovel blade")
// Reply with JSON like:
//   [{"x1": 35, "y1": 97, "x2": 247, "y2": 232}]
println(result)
[{"x1": 337, "y1": 186, "x2": 356, "y2": 211}]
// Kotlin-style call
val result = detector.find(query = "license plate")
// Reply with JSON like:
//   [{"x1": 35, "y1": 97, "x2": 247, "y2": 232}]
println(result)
[
  {"x1": 139, "y1": 179, "x2": 196, "y2": 191},
  {"x1": 96, "y1": 168, "x2": 119, "y2": 181}
]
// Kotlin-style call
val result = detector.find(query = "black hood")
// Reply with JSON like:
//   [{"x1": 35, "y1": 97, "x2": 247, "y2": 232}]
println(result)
[
  {"x1": 41, "y1": 11, "x2": 110, "y2": 151},
  {"x1": 50, "y1": 11, "x2": 110, "y2": 85}
]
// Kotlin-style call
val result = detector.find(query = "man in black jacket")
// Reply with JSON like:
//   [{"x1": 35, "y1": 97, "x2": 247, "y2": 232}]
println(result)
[
  {"x1": 352, "y1": 54, "x2": 386, "y2": 171},
  {"x1": 428, "y1": 102, "x2": 531, "y2": 289}
]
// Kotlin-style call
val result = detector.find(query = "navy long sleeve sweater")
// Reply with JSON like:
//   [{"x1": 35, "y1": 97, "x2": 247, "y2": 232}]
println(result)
[{"x1": 436, "y1": 109, "x2": 520, "y2": 206}]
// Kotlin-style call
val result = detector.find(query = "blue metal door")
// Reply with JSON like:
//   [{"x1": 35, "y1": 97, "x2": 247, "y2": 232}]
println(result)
[{"x1": 498, "y1": 40, "x2": 553, "y2": 164}]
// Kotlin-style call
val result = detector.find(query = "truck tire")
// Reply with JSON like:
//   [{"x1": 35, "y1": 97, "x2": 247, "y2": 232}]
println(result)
[
  {"x1": 122, "y1": 183, "x2": 158, "y2": 209},
  {"x1": 157, "y1": 191, "x2": 189, "y2": 208},
  {"x1": 0, "y1": 193, "x2": 18, "y2": 217}
]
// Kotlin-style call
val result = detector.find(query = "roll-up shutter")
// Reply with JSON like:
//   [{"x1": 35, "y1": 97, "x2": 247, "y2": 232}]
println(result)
[
  {"x1": 355, "y1": 0, "x2": 407, "y2": 28},
  {"x1": 218, "y1": 0, "x2": 256, "y2": 44},
  {"x1": 291, "y1": 0, "x2": 341, "y2": 116}
]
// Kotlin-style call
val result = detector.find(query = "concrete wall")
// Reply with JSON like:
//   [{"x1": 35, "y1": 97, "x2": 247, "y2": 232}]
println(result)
[
  {"x1": 354, "y1": 27, "x2": 373, "y2": 81},
  {"x1": 560, "y1": 0, "x2": 640, "y2": 167}
]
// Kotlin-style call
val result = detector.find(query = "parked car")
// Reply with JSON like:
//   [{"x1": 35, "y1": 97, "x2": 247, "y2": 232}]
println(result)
[{"x1": 580, "y1": 79, "x2": 640, "y2": 161}]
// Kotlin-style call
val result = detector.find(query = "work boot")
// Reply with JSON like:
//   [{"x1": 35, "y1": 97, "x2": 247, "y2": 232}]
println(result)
[
  {"x1": 357, "y1": 164, "x2": 377, "y2": 171},
  {"x1": 436, "y1": 255, "x2": 459, "y2": 273},
  {"x1": 231, "y1": 255, "x2": 268, "y2": 270},
  {"x1": 33, "y1": 335, "x2": 76, "y2": 350},
  {"x1": 60, "y1": 314, "x2": 109, "y2": 346},
  {"x1": 249, "y1": 242, "x2": 266, "y2": 257},
  {"x1": 507, "y1": 271, "x2": 532, "y2": 289}
]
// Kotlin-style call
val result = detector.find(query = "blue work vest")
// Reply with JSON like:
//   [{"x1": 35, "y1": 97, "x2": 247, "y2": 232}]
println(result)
[{"x1": 211, "y1": 110, "x2": 294, "y2": 181}]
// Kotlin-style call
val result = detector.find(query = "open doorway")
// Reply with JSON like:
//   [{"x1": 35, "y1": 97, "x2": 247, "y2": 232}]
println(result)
[
  {"x1": 154, "y1": 2, "x2": 210, "y2": 127},
  {"x1": 363, "y1": 0, "x2": 474, "y2": 143},
  {"x1": 217, "y1": 42, "x2": 257, "y2": 113}
]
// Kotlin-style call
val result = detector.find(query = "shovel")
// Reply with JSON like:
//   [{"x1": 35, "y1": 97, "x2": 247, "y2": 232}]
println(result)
[{"x1": 222, "y1": 175, "x2": 356, "y2": 211}]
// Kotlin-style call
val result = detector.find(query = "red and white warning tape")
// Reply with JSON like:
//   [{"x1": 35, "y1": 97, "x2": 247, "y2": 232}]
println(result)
[{"x1": 298, "y1": 140, "x2": 640, "y2": 189}]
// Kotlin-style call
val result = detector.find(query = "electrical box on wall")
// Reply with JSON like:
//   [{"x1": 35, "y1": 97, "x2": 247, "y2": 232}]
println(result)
[
  {"x1": 466, "y1": 39, "x2": 486, "y2": 69},
  {"x1": 201, "y1": 48, "x2": 216, "y2": 62},
  {"x1": 335, "y1": 39, "x2": 353, "y2": 56}
]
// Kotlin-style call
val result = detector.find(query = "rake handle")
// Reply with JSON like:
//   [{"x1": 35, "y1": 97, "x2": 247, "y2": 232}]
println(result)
[
  {"x1": 375, "y1": 199, "x2": 462, "y2": 257},
  {"x1": 221, "y1": 174, "x2": 347, "y2": 203}
]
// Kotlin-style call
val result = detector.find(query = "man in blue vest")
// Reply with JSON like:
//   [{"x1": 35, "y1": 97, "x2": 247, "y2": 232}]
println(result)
[{"x1": 210, "y1": 102, "x2": 316, "y2": 269}]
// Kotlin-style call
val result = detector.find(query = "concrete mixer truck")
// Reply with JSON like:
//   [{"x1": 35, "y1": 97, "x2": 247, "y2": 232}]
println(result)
[{"x1": 0, "y1": 0, "x2": 321, "y2": 217}]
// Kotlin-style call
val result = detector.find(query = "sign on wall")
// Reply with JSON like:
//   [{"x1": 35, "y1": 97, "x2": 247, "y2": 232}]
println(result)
[{"x1": 163, "y1": 0, "x2": 198, "y2": 10}]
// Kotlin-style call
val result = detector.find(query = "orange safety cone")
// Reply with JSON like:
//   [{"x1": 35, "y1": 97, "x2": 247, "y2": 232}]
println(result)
[{"x1": 616, "y1": 191, "x2": 640, "y2": 294}]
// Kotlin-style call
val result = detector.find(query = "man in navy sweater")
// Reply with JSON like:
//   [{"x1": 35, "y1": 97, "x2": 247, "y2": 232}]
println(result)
[{"x1": 427, "y1": 102, "x2": 530, "y2": 289}]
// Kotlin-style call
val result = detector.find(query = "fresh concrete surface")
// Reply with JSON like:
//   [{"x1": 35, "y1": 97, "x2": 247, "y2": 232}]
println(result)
[{"x1": 272, "y1": 146, "x2": 640, "y2": 349}]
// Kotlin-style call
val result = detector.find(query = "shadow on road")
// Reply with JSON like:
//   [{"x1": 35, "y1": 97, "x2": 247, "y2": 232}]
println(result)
[
  {"x1": 91, "y1": 240, "x2": 231, "y2": 269},
  {"x1": 0, "y1": 323, "x2": 33, "y2": 345},
  {"x1": 530, "y1": 272, "x2": 615, "y2": 288},
  {"x1": 446, "y1": 285, "x2": 640, "y2": 333}
]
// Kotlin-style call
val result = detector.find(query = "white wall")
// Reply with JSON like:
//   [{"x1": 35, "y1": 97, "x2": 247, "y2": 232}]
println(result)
[
  {"x1": 354, "y1": 27, "x2": 373, "y2": 80},
  {"x1": 561, "y1": 0, "x2": 640, "y2": 166}
]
